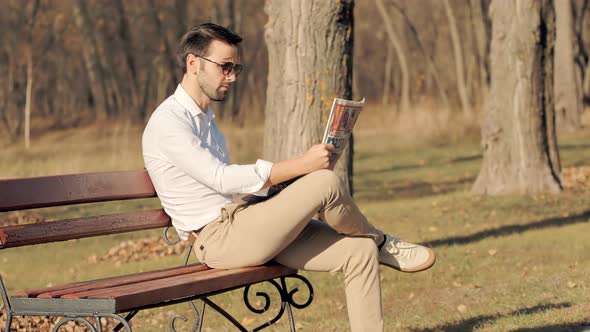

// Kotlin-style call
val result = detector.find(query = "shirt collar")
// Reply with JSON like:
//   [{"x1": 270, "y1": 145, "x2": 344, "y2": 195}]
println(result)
[{"x1": 173, "y1": 84, "x2": 216, "y2": 121}]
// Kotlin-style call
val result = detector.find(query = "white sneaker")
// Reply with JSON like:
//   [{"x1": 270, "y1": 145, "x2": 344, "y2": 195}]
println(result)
[{"x1": 379, "y1": 235, "x2": 436, "y2": 272}]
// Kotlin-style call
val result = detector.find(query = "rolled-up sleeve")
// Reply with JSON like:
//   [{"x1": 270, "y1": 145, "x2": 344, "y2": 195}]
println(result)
[{"x1": 158, "y1": 121, "x2": 273, "y2": 195}]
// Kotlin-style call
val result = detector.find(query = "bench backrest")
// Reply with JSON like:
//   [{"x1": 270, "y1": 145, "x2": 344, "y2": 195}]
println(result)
[{"x1": 0, "y1": 170, "x2": 170, "y2": 249}]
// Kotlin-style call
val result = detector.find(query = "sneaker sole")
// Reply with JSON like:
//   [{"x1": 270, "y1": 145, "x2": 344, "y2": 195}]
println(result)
[{"x1": 381, "y1": 247, "x2": 436, "y2": 273}]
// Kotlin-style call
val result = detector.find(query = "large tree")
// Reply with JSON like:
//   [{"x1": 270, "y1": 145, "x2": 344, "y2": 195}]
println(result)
[
  {"x1": 263, "y1": 0, "x2": 355, "y2": 192},
  {"x1": 472, "y1": 0, "x2": 562, "y2": 194}
]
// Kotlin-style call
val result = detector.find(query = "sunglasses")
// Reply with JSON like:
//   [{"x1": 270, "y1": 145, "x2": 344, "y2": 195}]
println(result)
[{"x1": 196, "y1": 55, "x2": 243, "y2": 77}]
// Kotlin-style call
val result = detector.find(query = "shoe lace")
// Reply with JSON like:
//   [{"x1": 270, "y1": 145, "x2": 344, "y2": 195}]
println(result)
[
  {"x1": 385, "y1": 237, "x2": 413, "y2": 255},
  {"x1": 385, "y1": 237, "x2": 401, "y2": 255}
]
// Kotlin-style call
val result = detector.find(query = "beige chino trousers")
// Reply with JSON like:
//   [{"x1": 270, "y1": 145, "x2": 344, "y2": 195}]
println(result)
[{"x1": 192, "y1": 169, "x2": 386, "y2": 332}]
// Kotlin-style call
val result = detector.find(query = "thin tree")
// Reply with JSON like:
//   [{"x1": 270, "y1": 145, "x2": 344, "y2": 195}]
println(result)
[
  {"x1": 264, "y1": 0, "x2": 355, "y2": 192},
  {"x1": 443, "y1": 0, "x2": 472, "y2": 117},
  {"x1": 387, "y1": 0, "x2": 450, "y2": 110},
  {"x1": 554, "y1": 0, "x2": 583, "y2": 132},
  {"x1": 472, "y1": 0, "x2": 562, "y2": 194},
  {"x1": 375, "y1": 0, "x2": 411, "y2": 113},
  {"x1": 24, "y1": 0, "x2": 39, "y2": 150},
  {"x1": 214, "y1": 0, "x2": 242, "y2": 122},
  {"x1": 72, "y1": 0, "x2": 112, "y2": 118}
]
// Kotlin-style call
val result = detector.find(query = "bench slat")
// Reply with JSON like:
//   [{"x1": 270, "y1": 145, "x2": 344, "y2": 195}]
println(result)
[
  {"x1": 31, "y1": 264, "x2": 209, "y2": 298},
  {"x1": 0, "y1": 170, "x2": 156, "y2": 212},
  {"x1": 62, "y1": 268, "x2": 224, "y2": 299},
  {"x1": 60, "y1": 264, "x2": 295, "y2": 312},
  {"x1": 0, "y1": 209, "x2": 170, "y2": 248},
  {"x1": 113, "y1": 264, "x2": 296, "y2": 312}
]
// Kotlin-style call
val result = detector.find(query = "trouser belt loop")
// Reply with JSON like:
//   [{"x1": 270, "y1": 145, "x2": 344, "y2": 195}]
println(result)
[
  {"x1": 221, "y1": 207, "x2": 230, "y2": 222},
  {"x1": 188, "y1": 232, "x2": 198, "y2": 246}
]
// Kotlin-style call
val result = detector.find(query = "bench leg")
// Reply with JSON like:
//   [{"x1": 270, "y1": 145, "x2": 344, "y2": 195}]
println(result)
[
  {"x1": 49, "y1": 314, "x2": 132, "y2": 332},
  {"x1": 170, "y1": 299, "x2": 206, "y2": 332},
  {"x1": 4, "y1": 312, "x2": 12, "y2": 332},
  {"x1": 0, "y1": 274, "x2": 13, "y2": 332},
  {"x1": 52, "y1": 317, "x2": 98, "y2": 332}
]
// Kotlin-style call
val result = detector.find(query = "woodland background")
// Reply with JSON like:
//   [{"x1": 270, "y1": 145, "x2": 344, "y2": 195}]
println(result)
[{"x1": 2, "y1": 0, "x2": 589, "y2": 142}]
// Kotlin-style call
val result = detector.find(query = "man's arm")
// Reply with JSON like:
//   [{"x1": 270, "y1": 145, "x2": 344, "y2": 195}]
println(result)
[{"x1": 262, "y1": 144, "x2": 334, "y2": 189}]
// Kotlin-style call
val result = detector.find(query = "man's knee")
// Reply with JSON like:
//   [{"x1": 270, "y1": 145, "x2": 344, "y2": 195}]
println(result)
[
  {"x1": 306, "y1": 169, "x2": 343, "y2": 191},
  {"x1": 346, "y1": 237, "x2": 379, "y2": 269}
]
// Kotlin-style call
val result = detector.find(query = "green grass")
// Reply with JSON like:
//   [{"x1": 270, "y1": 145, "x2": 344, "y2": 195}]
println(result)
[{"x1": 1, "y1": 120, "x2": 589, "y2": 331}]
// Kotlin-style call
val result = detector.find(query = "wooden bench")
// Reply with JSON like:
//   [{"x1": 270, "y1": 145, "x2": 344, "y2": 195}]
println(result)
[{"x1": 0, "y1": 170, "x2": 313, "y2": 332}]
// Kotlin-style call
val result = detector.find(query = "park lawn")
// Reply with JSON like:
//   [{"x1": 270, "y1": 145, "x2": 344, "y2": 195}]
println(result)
[{"x1": 0, "y1": 119, "x2": 589, "y2": 331}]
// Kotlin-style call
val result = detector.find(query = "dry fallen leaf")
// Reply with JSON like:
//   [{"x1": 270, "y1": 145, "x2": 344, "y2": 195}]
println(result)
[
  {"x1": 488, "y1": 249, "x2": 498, "y2": 256},
  {"x1": 567, "y1": 281, "x2": 578, "y2": 289},
  {"x1": 241, "y1": 317, "x2": 255, "y2": 326},
  {"x1": 457, "y1": 304, "x2": 467, "y2": 313}
]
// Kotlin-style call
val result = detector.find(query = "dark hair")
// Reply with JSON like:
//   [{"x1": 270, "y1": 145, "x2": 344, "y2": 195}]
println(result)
[{"x1": 176, "y1": 23, "x2": 243, "y2": 74}]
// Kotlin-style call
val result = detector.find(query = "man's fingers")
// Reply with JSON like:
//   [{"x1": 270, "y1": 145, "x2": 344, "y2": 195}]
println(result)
[{"x1": 324, "y1": 144, "x2": 335, "y2": 151}]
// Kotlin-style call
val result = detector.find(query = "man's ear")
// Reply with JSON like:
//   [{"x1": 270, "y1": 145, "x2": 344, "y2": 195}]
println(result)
[{"x1": 187, "y1": 54, "x2": 199, "y2": 75}]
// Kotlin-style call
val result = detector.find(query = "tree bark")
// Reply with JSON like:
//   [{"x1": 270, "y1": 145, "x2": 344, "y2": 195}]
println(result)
[
  {"x1": 554, "y1": 0, "x2": 583, "y2": 132},
  {"x1": 443, "y1": 0, "x2": 472, "y2": 117},
  {"x1": 472, "y1": 0, "x2": 562, "y2": 194},
  {"x1": 264, "y1": 0, "x2": 354, "y2": 191},
  {"x1": 375, "y1": 0, "x2": 410, "y2": 113}
]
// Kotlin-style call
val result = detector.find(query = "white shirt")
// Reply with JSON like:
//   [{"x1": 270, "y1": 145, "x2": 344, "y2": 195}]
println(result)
[{"x1": 142, "y1": 84, "x2": 273, "y2": 239}]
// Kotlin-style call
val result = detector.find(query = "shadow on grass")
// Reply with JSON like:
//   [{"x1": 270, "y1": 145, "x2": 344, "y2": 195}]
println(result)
[
  {"x1": 410, "y1": 302, "x2": 573, "y2": 332},
  {"x1": 356, "y1": 154, "x2": 482, "y2": 176},
  {"x1": 356, "y1": 177, "x2": 475, "y2": 202},
  {"x1": 560, "y1": 143, "x2": 590, "y2": 151},
  {"x1": 423, "y1": 210, "x2": 590, "y2": 248},
  {"x1": 512, "y1": 322, "x2": 590, "y2": 332}
]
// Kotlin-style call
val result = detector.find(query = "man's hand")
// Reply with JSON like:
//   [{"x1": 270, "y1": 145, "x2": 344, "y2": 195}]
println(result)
[{"x1": 301, "y1": 144, "x2": 334, "y2": 173}]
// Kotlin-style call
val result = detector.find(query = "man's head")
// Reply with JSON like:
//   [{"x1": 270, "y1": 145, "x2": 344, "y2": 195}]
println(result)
[{"x1": 177, "y1": 23, "x2": 243, "y2": 103}]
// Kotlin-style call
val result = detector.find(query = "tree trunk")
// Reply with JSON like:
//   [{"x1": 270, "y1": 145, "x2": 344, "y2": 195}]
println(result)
[
  {"x1": 472, "y1": 0, "x2": 562, "y2": 194},
  {"x1": 24, "y1": 48, "x2": 32, "y2": 150},
  {"x1": 443, "y1": 0, "x2": 472, "y2": 117},
  {"x1": 264, "y1": 0, "x2": 354, "y2": 191},
  {"x1": 174, "y1": 0, "x2": 188, "y2": 39},
  {"x1": 382, "y1": 42, "x2": 394, "y2": 107},
  {"x1": 0, "y1": 48, "x2": 14, "y2": 137},
  {"x1": 24, "y1": 0, "x2": 39, "y2": 148},
  {"x1": 113, "y1": 0, "x2": 140, "y2": 114},
  {"x1": 147, "y1": 0, "x2": 178, "y2": 92},
  {"x1": 554, "y1": 0, "x2": 583, "y2": 132},
  {"x1": 375, "y1": 0, "x2": 410, "y2": 113},
  {"x1": 387, "y1": 1, "x2": 450, "y2": 110},
  {"x1": 214, "y1": 0, "x2": 241, "y2": 122},
  {"x1": 72, "y1": 0, "x2": 110, "y2": 118}
]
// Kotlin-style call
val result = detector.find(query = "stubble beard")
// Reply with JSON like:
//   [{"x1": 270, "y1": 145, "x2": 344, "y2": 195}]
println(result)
[{"x1": 198, "y1": 78, "x2": 227, "y2": 102}]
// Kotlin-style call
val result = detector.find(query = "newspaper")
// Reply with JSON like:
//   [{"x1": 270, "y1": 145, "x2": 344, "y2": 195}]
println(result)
[
  {"x1": 240, "y1": 97, "x2": 364, "y2": 204},
  {"x1": 322, "y1": 98, "x2": 365, "y2": 166}
]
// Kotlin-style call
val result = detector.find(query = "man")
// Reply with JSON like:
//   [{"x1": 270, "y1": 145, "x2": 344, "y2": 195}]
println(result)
[{"x1": 143, "y1": 23, "x2": 435, "y2": 332}]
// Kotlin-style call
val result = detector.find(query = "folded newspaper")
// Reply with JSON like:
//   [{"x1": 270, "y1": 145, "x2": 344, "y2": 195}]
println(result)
[
  {"x1": 322, "y1": 97, "x2": 365, "y2": 167},
  {"x1": 239, "y1": 98, "x2": 365, "y2": 204}
]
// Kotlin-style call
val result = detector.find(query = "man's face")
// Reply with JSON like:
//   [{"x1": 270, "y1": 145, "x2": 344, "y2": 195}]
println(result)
[{"x1": 196, "y1": 40, "x2": 239, "y2": 102}]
